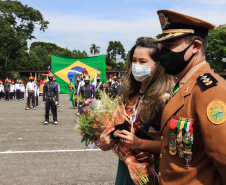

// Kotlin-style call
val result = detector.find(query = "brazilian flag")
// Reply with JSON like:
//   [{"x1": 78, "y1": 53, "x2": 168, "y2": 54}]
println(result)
[{"x1": 51, "y1": 55, "x2": 106, "y2": 94}]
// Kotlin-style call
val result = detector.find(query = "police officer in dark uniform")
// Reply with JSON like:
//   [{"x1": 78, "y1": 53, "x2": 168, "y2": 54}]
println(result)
[
  {"x1": 43, "y1": 73, "x2": 59, "y2": 125},
  {"x1": 112, "y1": 74, "x2": 123, "y2": 99},
  {"x1": 105, "y1": 76, "x2": 113, "y2": 98},
  {"x1": 94, "y1": 74, "x2": 105, "y2": 99},
  {"x1": 77, "y1": 73, "x2": 94, "y2": 116}
]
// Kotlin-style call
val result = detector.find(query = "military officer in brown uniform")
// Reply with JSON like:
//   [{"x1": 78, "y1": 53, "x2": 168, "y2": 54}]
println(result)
[{"x1": 154, "y1": 10, "x2": 226, "y2": 185}]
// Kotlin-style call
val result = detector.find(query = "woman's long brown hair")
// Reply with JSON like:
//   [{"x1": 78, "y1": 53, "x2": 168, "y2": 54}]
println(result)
[{"x1": 121, "y1": 38, "x2": 172, "y2": 126}]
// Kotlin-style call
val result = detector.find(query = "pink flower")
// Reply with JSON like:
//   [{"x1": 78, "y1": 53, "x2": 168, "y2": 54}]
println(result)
[
  {"x1": 84, "y1": 98, "x2": 93, "y2": 106},
  {"x1": 84, "y1": 107, "x2": 89, "y2": 112}
]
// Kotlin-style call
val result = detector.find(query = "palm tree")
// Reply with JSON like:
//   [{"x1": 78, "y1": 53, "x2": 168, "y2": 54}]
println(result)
[{"x1": 90, "y1": 44, "x2": 100, "y2": 56}]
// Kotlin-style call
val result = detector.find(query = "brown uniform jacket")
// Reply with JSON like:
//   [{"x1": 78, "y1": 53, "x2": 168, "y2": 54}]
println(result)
[{"x1": 159, "y1": 63, "x2": 226, "y2": 185}]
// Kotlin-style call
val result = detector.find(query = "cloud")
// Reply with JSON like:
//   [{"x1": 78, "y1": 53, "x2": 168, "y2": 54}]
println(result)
[
  {"x1": 32, "y1": 11, "x2": 161, "y2": 54},
  {"x1": 29, "y1": 0, "x2": 226, "y2": 56}
]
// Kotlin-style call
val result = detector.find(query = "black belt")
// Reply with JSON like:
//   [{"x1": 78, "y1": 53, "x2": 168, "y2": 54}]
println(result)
[{"x1": 29, "y1": 90, "x2": 34, "y2": 92}]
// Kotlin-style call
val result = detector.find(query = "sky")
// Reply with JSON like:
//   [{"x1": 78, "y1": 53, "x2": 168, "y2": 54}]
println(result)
[{"x1": 18, "y1": 0, "x2": 226, "y2": 56}]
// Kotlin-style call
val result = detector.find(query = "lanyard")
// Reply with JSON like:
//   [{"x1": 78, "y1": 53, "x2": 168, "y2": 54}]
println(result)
[{"x1": 131, "y1": 92, "x2": 144, "y2": 123}]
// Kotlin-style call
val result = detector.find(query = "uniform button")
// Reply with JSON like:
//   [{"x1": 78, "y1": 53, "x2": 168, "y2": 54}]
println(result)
[
  {"x1": 161, "y1": 136, "x2": 164, "y2": 141},
  {"x1": 159, "y1": 172, "x2": 161, "y2": 178},
  {"x1": 160, "y1": 154, "x2": 162, "y2": 158}
]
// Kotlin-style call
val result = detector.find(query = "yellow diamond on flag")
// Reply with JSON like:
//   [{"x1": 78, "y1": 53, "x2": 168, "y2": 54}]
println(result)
[{"x1": 55, "y1": 60, "x2": 101, "y2": 84}]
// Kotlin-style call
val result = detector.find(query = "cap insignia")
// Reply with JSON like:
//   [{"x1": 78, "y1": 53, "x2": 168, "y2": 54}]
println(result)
[{"x1": 158, "y1": 13, "x2": 170, "y2": 29}]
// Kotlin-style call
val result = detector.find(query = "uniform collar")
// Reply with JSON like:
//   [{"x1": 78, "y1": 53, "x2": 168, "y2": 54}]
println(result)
[
  {"x1": 161, "y1": 62, "x2": 212, "y2": 132},
  {"x1": 179, "y1": 61, "x2": 206, "y2": 88}
]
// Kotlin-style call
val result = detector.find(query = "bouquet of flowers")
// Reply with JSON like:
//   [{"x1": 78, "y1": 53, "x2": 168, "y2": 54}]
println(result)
[
  {"x1": 76, "y1": 91, "x2": 124, "y2": 146},
  {"x1": 76, "y1": 91, "x2": 158, "y2": 185}
]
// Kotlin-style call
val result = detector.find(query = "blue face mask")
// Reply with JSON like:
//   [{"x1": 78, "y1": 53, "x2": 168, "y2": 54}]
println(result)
[{"x1": 132, "y1": 63, "x2": 156, "y2": 82}]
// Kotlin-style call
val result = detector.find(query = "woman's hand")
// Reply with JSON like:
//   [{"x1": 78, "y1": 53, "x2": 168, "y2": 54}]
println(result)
[
  {"x1": 117, "y1": 130, "x2": 141, "y2": 150},
  {"x1": 98, "y1": 128, "x2": 115, "y2": 151}
]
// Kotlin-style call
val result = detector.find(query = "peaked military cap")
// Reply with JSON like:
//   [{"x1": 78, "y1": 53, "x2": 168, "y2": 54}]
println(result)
[{"x1": 156, "y1": 9, "x2": 216, "y2": 42}]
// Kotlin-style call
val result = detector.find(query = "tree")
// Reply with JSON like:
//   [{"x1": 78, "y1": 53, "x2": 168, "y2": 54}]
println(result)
[
  {"x1": 0, "y1": 0, "x2": 49, "y2": 76},
  {"x1": 60, "y1": 48, "x2": 75, "y2": 58},
  {"x1": 30, "y1": 42, "x2": 64, "y2": 54},
  {"x1": 116, "y1": 61, "x2": 126, "y2": 70},
  {"x1": 107, "y1": 41, "x2": 126, "y2": 69},
  {"x1": 206, "y1": 24, "x2": 226, "y2": 69},
  {"x1": 28, "y1": 42, "x2": 90, "y2": 70},
  {"x1": 73, "y1": 49, "x2": 89, "y2": 58},
  {"x1": 90, "y1": 44, "x2": 100, "y2": 56},
  {"x1": 30, "y1": 45, "x2": 49, "y2": 69}
]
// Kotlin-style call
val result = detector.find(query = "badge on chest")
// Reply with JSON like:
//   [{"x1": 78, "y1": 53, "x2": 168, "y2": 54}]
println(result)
[{"x1": 169, "y1": 116, "x2": 194, "y2": 163}]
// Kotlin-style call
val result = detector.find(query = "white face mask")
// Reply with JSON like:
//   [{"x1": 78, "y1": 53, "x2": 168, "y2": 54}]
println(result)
[{"x1": 132, "y1": 63, "x2": 156, "y2": 82}]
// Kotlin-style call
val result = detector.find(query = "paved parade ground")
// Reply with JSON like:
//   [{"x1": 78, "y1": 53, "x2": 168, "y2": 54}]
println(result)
[{"x1": 0, "y1": 94, "x2": 118, "y2": 185}]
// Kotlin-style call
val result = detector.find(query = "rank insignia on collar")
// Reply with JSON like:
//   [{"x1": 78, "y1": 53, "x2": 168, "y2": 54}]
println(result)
[
  {"x1": 158, "y1": 13, "x2": 171, "y2": 29},
  {"x1": 207, "y1": 99, "x2": 226, "y2": 125},
  {"x1": 196, "y1": 73, "x2": 218, "y2": 90}
]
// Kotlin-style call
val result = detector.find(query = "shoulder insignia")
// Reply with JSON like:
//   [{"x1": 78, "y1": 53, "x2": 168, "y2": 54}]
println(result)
[
  {"x1": 196, "y1": 73, "x2": 218, "y2": 90},
  {"x1": 207, "y1": 100, "x2": 226, "y2": 125}
]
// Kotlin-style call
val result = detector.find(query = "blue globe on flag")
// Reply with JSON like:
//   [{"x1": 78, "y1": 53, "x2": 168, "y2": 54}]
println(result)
[{"x1": 67, "y1": 66, "x2": 83, "y2": 82}]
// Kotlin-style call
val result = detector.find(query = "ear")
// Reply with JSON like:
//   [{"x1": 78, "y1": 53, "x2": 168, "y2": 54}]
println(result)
[{"x1": 192, "y1": 40, "x2": 202, "y2": 54}]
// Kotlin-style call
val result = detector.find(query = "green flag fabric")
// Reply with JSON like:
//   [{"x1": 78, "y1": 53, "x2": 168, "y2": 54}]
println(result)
[{"x1": 51, "y1": 55, "x2": 106, "y2": 94}]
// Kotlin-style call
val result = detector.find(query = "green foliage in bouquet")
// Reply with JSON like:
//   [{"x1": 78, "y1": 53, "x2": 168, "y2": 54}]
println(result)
[{"x1": 76, "y1": 91, "x2": 120, "y2": 146}]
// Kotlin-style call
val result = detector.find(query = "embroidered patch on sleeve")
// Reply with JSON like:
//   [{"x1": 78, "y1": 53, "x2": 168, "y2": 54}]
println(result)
[{"x1": 207, "y1": 100, "x2": 226, "y2": 124}]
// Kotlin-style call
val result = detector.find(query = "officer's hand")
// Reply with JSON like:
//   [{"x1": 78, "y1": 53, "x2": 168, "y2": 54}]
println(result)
[
  {"x1": 55, "y1": 101, "x2": 58, "y2": 105},
  {"x1": 42, "y1": 101, "x2": 46, "y2": 106}
]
